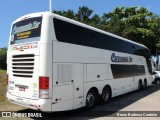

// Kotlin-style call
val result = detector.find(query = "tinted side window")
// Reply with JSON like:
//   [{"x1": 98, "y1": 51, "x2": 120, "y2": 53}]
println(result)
[
  {"x1": 53, "y1": 18, "x2": 136, "y2": 54},
  {"x1": 111, "y1": 64, "x2": 145, "y2": 79}
]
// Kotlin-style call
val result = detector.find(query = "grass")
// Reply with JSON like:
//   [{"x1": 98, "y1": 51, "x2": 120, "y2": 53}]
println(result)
[
  {"x1": 0, "y1": 70, "x2": 8, "y2": 104},
  {"x1": 0, "y1": 70, "x2": 31, "y2": 119},
  {"x1": 0, "y1": 70, "x2": 16, "y2": 106}
]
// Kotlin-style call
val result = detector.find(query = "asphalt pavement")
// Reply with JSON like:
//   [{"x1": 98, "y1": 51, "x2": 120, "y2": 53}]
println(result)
[{"x1": 14, "y1": 84, "x2": 160, "y2": 120}]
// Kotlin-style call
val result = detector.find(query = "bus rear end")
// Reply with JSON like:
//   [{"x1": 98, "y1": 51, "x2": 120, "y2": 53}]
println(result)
[{"x1": 6, "y1": 12, "x2": 53, "y2": 111}]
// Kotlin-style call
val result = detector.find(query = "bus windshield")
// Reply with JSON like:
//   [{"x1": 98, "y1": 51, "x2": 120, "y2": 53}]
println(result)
[{"x1": 10, "y1": 17, "x2": 42, "y2": 45}]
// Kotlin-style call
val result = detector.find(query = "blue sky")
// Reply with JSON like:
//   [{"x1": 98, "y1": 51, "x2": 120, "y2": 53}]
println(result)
[{"x1": 1, "y1": 0, "x2": 160, "y2": 48}]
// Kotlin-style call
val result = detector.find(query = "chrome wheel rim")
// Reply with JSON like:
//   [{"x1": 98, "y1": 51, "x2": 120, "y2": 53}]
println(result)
[{"x1": 86, "y1": 93, "x2": 95, "y2": 107}]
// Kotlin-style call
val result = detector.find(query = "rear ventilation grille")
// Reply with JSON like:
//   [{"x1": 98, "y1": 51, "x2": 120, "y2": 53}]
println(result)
[{"x1": 12, "y1": 54, "x2": 35, "y2": 78}]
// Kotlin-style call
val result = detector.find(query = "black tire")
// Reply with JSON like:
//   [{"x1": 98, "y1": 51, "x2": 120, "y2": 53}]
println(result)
[
  {"x1": 85, "y1": 89, "x2": 97, "y2": 110},
  {"x1": 100, "y1": 86, "x2": 111, "y2": 104},
  {"x1": 138, "y1": 81, "x2": 143, "y2": 90},
  {"x1": 156, "y1": 79, "x2": 160, "y2": 85},
  {"x1": 144, "y1": 80, "x2": 147, "y2": 89}
]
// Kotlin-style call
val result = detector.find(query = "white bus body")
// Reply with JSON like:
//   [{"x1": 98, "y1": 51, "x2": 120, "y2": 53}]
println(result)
[{"x1": 7, "y1": 12, "x2": 152, "y2": 112}]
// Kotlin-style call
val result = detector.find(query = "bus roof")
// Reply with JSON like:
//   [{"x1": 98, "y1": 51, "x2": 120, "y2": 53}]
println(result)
[{"x1": 13, "y1": 12, "x2": 148, "y2": 50}]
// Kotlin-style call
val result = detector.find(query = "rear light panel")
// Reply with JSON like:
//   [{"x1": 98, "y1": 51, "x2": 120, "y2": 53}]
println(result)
[{"x1": 39, "y1": 77, "x2": 49, "y2": 99}]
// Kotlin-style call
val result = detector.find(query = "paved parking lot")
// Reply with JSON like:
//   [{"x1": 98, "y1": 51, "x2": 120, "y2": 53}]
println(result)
[
  {"x1": 94, "y1": 84, "x2": 160, "y2": 111},
  {"x1": 88, "y1": 84, "x2": 160, "y2": 120},
  {"x1": 13, "y1": 84, "x2": 160, "y2": 120}
]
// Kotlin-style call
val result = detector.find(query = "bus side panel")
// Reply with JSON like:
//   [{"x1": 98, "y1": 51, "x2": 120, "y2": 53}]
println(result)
[
  {"x1": 113, "y1": 78, "x2": 125, "y2": 96},
  {"x1": 73, "y1": 63, "x2": 84, "y2": 109},
  {"x1": 86, "y1": 64, "x2": 108, "y2": 82},
  {"x1": 52, "y1": 85, "x2": 74, "y2": 111},
  {"x1": 52, "y1": 63, "x2": 74, "y2": 111}
]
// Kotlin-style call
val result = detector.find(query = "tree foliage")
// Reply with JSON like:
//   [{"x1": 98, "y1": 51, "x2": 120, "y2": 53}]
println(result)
[
  {"x1": 53, "y1": 6, "x2": 160, "y2": 54},
  {"x1": 103, "y1": 6, "x2": 160, "y2": 54},
  {"x1": 0, "y1": 48, "x2": 7, "y2": 70}
]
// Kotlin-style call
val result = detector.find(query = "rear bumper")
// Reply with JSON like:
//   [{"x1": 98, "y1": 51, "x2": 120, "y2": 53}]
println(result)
[{"x1": 7, "y1": 92, "x2": 52, "y2": 111}]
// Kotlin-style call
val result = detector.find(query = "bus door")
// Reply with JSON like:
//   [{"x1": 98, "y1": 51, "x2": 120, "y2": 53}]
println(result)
[{"x1": 73, "y1": 64, "x2": 84, "y2": 109}]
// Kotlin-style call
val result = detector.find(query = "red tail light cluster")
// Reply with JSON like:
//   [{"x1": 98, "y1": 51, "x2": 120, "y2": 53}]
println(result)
[
  {"x1": 39, "y1": 77, "x2": 49, "y2": 90},
  {"x1": 39, "y1": 77, "x2": 49, "y2": 99}
]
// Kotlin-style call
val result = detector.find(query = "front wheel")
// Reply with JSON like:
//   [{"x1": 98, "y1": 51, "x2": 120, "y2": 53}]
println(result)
[{"x1": 86, "y1": 89, "x2": 97, "y2": 110}]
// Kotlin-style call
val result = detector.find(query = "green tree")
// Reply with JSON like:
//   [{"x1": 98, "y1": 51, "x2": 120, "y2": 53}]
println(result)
[
  {"x1": 90, "y1": 14, "x2": 101, "y2": 28},
  {"x1": 76, "y1": 6, "x2": 93, "y2": 23},
  {"x1": 0, "y1": 47, "x2": 7, "y2": 70},
  {"x1": 53, "y1": 6, "x2": 94, "y2": 23},
  {"x1": 53, "y1": 9, "x2": 75, "y2": 20},
  {"x1": 53, "y1": 6, "x2": 160, "y2": 54},
  {"x1": 102, "y1": 6, "x2": 160, "y2": 53}
]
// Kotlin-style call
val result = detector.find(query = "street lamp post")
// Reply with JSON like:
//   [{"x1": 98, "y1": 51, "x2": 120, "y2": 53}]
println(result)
[{"x1": 50, "y1": 0, "x2": 52, "y2": 12}]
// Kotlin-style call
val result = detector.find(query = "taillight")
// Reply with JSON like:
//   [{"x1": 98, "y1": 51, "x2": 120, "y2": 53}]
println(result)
[{"x1": 39, "y1": 77, "x2": 49, "y2": 99}]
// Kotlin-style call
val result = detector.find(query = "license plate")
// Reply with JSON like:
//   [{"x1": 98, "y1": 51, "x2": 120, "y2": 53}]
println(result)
[{"x1": 19, "y1": 87, "x2": 25, "y2": 91}]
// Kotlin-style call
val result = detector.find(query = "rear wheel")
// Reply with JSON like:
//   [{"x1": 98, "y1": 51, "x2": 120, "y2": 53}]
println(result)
[
  {"x1": 100, "y1": 86, "x2": 111, "y2": 104},
  {"x1": 144, "y1": 80, "x2": 147, "y2": 89},
  {"x1": 86, "y1": 89, "x2": 97, "y2": 110},
  {"x1": 138, "y1": 81, "x2": 143, "y2": 90}
]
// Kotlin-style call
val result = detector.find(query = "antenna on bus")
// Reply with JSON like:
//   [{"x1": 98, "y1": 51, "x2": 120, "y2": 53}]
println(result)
[{"x1": 49, "y1": 0, "x2": 52, "y2": 13}]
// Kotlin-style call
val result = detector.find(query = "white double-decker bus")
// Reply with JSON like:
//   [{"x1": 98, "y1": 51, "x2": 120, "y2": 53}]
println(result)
[{"x1": 7, "y1": 12, "x2": 152, "y2": 112}]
